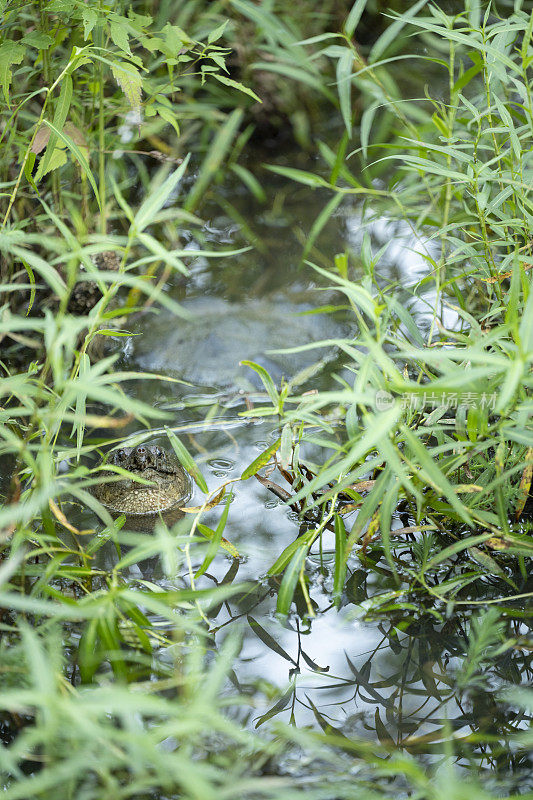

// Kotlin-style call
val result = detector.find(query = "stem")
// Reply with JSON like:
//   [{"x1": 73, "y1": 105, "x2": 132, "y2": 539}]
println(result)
[
  {"x1": 97, "y1": 0, "x2": 106, "y2": 234},
  {"x1": 2, "y1": 96, "x2": 50, "y2": 227},
  {"x1": 1, "y1": 56, "x2": 77, "y2": 228}
]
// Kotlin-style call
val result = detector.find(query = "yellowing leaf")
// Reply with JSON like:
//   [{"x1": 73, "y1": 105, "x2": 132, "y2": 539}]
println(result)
[
  {"x1": 241, "y1": 437, "x2": 281, "y2": 481},
  {"x1": 197, "y1": 523, "x2": 240, "y2": 559},
  {"x1": 181, "y1": 487, "x2": 225, "y2": 514}
]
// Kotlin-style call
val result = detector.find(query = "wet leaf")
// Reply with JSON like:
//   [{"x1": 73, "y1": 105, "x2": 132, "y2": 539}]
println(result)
[
  {"x1": 306, "y1": 695, "x2": 348, "y2": 739},
  {"x1": 469, "y1": 546, "x2": 506, "y2": 577},
  {"x1": 247, "y1": 616, "x2": 296, "y2": 664},
  {"x1": 374, "y1": 709, "x2": 395, "y2": 747},
  {"x1": 268, "y1": 536, "x2": 306, "y2": 576},
  {"x1": 49, "y1": 499, "x2": 91, "y2": 537},
  {"x1": 345, "y1": 653, "x2": 393, "y2": 708},
  {"x1": 419, "y1": 661, "x2": 442, "y2": 700},
  {"x1": 426, "y1": 532, "x2": 492, "y2": 570},
  {"x1": 299, "y1": 649, "x2": 329, "y2": 673},
  {"x1": 254, "y1": 474, "x2": 292, "y2": 503},
  {"x1": 241, "y1": 437, "x2": 281, "y2": 480},
  {"x1": 254, "y1": 682, "x2": 294, "y2": 728}
]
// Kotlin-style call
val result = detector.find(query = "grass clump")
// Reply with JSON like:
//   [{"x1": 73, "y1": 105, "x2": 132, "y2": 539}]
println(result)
[{"x1": 244, "y1": 1, "x2": 533, "y2": 615}]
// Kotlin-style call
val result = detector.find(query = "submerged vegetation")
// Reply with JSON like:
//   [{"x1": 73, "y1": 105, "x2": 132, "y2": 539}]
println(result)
[{"x1": 0, "y1": 0, "x2": 532, "y2": 797}]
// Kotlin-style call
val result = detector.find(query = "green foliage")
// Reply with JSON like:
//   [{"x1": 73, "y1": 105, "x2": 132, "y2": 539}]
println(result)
[
  {"x1": 0, "y1": 1, "x2": 531, "y2": 798},
  {"x1": 241, "y1": 1, "x2": 533, "y2": 618}
]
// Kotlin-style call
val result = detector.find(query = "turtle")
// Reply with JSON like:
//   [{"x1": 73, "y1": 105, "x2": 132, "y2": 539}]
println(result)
[{"x1": 91, "y1": 444, "x2": 192, "y2": 531}]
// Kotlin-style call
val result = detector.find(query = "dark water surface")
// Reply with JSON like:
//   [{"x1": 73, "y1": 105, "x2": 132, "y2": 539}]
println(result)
[{"x1": 82, "y1": 149, "x2": 531, "y2": 790}]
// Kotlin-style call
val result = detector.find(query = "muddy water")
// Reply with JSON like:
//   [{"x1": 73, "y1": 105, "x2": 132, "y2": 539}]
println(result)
[{"x1": 89, "y1": 152, "x2": 529, "y2": 784}]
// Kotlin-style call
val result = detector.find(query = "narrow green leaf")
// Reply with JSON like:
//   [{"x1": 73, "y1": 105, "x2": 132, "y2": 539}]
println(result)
[
  {"x1": 402, "y1": 425, "x2": 473, "y2": 525},
  {"x1": 333, "y1": 514, "x2": 346, "y2": 608},
  {"x1": 240, "y1": 360, "x2": 279, "y2": 406},
  {"x1": 426, "y1": 533, "x2": 492, "y2": 570},
  {"x1": 195, "y1": 493, "x2": 232, "y2": 577},
  {"x1": 336, "y1": 49, "x2": 353, "y2": 136},
  {"x1": 197, "y1": 523, "x2": 240, "y2": 559},
  {"x1": 279, "y1": 423, "x2": 293, "y2": 471},
  {"x1": 344, "y1": 0, "x2": 368, "y2": 37},
  {"x1": 360, "y1": 100, "x2": 379, "y2": 161},
  {"x1": 519, "y1": 281, "x2": 533, "y2": 352},
  {"x1": 303, "y1": 193, "x2": 344, "y2": 259},
  {"x1": 213, "y1": 73, "x2": 261, "y2": 102},
  {"x1": 134, "y1": 154, "x2": 190, "y2": 232},
  {"x1": 369, "y1": 0, "x2": 427, "y2": 63},
  {"x1": 268, "y1": 536, "x2": 307, "y2": 576},
  {"x1": 276, "y1": 543, "x2": 307, "y2": 615},
  {"x1": 165, "y1": 426, "x2": 209, "y2": 493}
]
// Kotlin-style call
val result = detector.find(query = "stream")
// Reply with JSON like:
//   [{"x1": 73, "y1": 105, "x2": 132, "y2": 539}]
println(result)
[{"x1": 75, "y1": 147, "x2": 532, "y2": 791}]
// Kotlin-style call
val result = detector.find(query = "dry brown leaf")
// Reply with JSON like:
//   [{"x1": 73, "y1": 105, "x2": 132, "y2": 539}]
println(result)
[
  {"x1": 345, "y1": 480, "x2": 376, "y2": 494},
  {"x1": 483, "y1": 262, "x2": 533, "y2": 283},
  {"x1": 63, "y1": 122, "x2": 87, "y2": 149},
  {"x1": 180, "y1": 486, "x2": 226, "y2": 514},
  {"x1": 31, "y1": 125, "x2": 51, "y2": 154}
]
